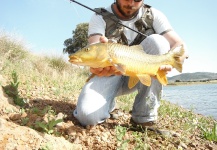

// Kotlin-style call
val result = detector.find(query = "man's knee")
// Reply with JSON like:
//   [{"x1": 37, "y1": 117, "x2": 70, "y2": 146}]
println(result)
[
  {"x1": 74, "y1": 112, "x2": 99, "y2": 126},
  {"x1": 73, "y1": 106, "x2": 109, "y2": 126},
  {"x1": 142, "y1": 34, "x2": 170, "y2": 55}
]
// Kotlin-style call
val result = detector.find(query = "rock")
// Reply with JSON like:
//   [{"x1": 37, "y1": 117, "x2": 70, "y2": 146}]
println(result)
[
  {"x1": 0, "y1": 118, "x2": 82, "y2": 150},
  {"x1": 154, "y1": 129, "x2": 181, "y2": 138},
  {"x1": 110, "y1": 109, "x2": 124, "y2": 119},
  {"x1": 206, "y1": 143, "x2": 214, "y2": 150},
  {"x1": 189, "y1": 142, "x2": 197, "y2": 148},
  {"x1": 9, "y1": 113, "x2": 22, "y2": 121},
  {"x1": 0, "y1": 118, "x2": 42, "y2": 149},
  {"x1": 179, "y1": 142, "x2": 188, "y2": 149}
]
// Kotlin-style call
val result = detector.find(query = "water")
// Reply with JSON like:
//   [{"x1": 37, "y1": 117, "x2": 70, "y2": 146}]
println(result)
[{"x1": 163, "y1": 83, "x2": 217, "y2": 120}]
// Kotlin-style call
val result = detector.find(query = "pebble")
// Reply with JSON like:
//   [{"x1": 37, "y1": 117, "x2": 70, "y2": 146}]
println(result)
[
  {"x1": 206, "y1": 144, "x2": 214, "y2": 150},
  {"x1": 179, "y1": 142, "x2": 188, "y2": 149},
  {"x1": 9, "y1": 113, "x2": 22, "y2": 121}
]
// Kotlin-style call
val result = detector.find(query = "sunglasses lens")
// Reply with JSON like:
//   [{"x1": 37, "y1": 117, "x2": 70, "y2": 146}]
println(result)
[{"x1": 134, "y1": 0, "x2": 142, "y2": 2}]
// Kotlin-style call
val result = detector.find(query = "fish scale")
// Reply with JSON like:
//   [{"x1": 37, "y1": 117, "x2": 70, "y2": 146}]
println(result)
[
  {"x1": 69, "y1": 43, "x2": 185, "y2": 88},
  {"x1": 107, "y1": 43, "x2": 163, "y2": 75}
]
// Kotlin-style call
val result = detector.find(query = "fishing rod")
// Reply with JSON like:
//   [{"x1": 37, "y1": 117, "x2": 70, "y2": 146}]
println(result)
[{"x1": 70, "y1": 0, "x2": 147, "y2": 38}]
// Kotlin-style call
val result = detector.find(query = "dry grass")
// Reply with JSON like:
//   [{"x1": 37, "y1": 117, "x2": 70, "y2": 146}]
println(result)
[{"x1": 0, "y1": 31, "x2": 88, "y2": 99}]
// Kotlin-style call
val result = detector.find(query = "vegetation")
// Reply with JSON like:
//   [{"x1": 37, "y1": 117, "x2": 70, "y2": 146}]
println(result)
[
  {"x1": 0, "y1": 31, "x2": 216, "y2": 149},
  {"x1": 63, "y1": 23, "x2": 89, "y2": 54},
  {"x1": 168, "y1": 72, "x2": 217, "y2": 83},
  {"x1": 3, "y1": 70, "x2": 26, "y2": 107},
  {"x1": 35, "y1": 117, "x2": 63, "y2": 135},
  {"x1": 200, "y1": 123, "x2": 217, "y2": 142},
  {"x1": 116, "y1": 125, "x2": 130, "y2": 149}
]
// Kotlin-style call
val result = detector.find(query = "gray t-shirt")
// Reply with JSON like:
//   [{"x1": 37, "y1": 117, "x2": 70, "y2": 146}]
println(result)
[{"x1": 88, "y1": 5, "x2": 172, "y2": 44}]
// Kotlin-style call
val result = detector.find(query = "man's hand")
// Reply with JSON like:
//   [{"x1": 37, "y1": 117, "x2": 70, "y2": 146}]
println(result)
[
  {"x1": 90, "y1": 66, "x2": 122, "y2": 77},
  {"x1": 99, "y1": 36, "x2": 109, "y2": 43},
  {"x1": 159, "y1": 65, "x2": 172, "y2": 72},
  {"x1": 158, "y1": 49, "x2": 188, "y2": 74},
  {"x1": 151, "y1": 65, "x2": 172, "y2": 79},
  {"x1": 159, "y1": 43, "x2": 189, "y2": 74}
]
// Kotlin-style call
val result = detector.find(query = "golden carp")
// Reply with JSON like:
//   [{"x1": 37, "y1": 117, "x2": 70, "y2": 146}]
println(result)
[{"x1": 69, "y1": 43, "x2": 185, "y2": 88}]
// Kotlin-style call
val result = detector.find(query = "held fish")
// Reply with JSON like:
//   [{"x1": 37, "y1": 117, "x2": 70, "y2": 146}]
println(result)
[{"x1": 69, "y1": 43, "x2": 185, "y2": 88}]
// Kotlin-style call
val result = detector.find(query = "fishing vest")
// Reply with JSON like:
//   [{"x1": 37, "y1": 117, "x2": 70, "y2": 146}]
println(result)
[{"x1": 94, "y1": 4, "x2": 155, "y2": 46}]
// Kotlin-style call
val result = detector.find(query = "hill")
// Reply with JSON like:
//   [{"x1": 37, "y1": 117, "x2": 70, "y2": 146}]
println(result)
[{"x1": 168, "y1": 72, "x2": 217, "y2": 83}]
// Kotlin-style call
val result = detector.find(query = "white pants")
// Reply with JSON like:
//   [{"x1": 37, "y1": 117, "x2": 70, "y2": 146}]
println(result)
[{"x1": 73, "y1": 34, "x2": 170, "y2": 126}]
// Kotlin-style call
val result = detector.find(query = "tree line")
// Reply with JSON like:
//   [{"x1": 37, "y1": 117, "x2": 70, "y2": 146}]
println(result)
[{"x1": 63, "y1": 23, "x2": 88, "y2": 54}]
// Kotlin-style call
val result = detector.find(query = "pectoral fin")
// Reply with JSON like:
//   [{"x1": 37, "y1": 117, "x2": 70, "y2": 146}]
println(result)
[
  {"x1": 137, "y1": 74, "x2": 152, "y2": 86},
  {"x1": 128, "y1": 77, "x2": 139, "y2": 89},
  {"x1": 114, "y1": 63, "x2": 127, "y2": 74},
  {"x1": 156, "y1": 70, "x2": 168, "y2": 86}
]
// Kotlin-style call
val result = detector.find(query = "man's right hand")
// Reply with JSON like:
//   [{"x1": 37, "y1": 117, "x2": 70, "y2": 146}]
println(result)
[{"x1": 90, "y1": 66, "x2": 122, "y2": 77}]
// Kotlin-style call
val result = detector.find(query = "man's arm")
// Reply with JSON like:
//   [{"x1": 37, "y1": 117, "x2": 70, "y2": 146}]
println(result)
[
  {"x1": 160, "y1": 30, "x2": 188, "y2": 71},
  {"x1": 163, "y1": 30, "x2": 183, "y2": 49}
]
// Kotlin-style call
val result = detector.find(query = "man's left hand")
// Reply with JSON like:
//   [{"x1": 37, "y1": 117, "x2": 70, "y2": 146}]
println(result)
[{"x1": 159, "y1": 65, "x2": 172, "y2": 72}]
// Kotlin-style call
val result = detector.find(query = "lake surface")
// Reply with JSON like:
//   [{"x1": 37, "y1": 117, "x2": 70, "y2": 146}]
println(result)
[{"x1": 163, "y1": 83, "x2": 217, "y2": 120}]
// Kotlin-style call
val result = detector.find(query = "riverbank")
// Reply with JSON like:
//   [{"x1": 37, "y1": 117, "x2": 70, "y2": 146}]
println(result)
[{"x1": 168, "y1": 79, "x2": 217, "y2": 86}]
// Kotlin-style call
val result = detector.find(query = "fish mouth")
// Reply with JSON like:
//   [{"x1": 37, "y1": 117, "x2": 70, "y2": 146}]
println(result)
[{"x1": 68, "y1": 55, "x2": 82, "y2": 63}]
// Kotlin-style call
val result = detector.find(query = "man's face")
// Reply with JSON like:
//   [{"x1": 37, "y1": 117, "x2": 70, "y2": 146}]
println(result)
[{"x1": 116, "y1": 0, "x2": 143, "y2": 18}]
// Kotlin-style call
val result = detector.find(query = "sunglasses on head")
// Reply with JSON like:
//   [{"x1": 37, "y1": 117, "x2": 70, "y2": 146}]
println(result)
[{"x1": 134, "y1": 0, "x2": 143, "y2": 2}]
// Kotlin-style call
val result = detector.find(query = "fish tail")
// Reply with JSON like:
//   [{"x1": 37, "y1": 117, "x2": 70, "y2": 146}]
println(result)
[{"x1": 170, "y1": 45, "x2": 185, "y2": 73}]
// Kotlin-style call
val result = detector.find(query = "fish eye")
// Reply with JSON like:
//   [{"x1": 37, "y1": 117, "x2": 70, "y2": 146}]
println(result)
[{"x1": 85, "y1": 48, "x2": 90, "y2": 52}]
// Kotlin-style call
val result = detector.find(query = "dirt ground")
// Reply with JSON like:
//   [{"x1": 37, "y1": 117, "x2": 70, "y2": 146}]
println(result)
[{"x1": 0, "y1": 75, "x2": 217, "y2": 150}]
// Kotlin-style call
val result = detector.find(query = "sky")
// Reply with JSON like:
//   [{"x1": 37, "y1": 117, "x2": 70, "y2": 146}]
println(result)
[{"x1": 1, "y1": 0, "x2": 217, "y2": 76}]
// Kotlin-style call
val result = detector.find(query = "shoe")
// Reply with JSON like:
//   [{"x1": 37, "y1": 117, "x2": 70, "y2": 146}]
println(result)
[
  {"x1": 137, "y1": 121, "x2": 156, "y2": 127},
  {"x1": 130, "y1": 118, "x2": 180, "y2": 137},
  {"x1": 130, "y1": 118, "x2": 156, "y2": 127}
]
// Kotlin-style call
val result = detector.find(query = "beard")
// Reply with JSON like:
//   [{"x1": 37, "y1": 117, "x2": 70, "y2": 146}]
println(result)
[{"x1": 116, "y1": 1, "x2": 139, "y2": 18}]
